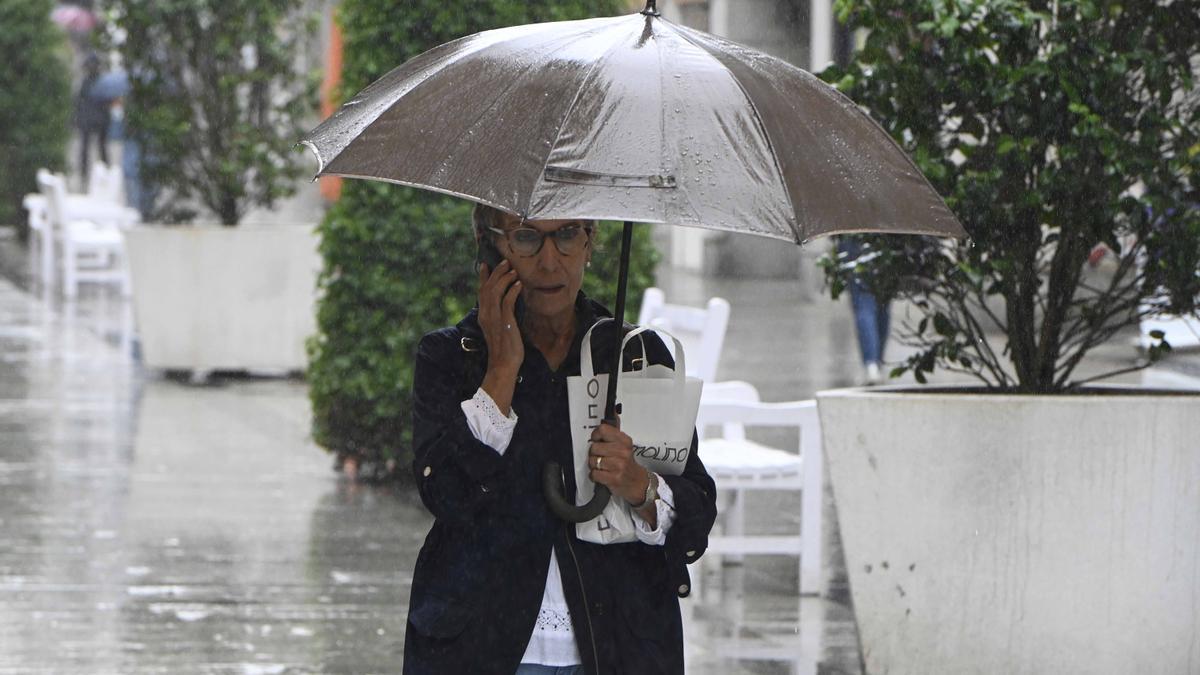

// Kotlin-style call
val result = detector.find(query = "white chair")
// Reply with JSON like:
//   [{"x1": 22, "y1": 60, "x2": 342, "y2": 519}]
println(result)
[
  {"x1": 37, "y1": 170, "x2": 132, "y2": 298},
  {"x1": 637, "y1": 287, "x2": 730, "y2": 383},
  {"x1": 87, "y1": 162, "x2": 125, "y2": 204},
  {"x1": 26, "y1": 167, "x2": 139, "y2": 291},
  {"x1": 22, "y1": 192, "x2": 54, "y2": 287},
  {"x1": 695, "y1": 382, "x2": 824, "y2": 596}
]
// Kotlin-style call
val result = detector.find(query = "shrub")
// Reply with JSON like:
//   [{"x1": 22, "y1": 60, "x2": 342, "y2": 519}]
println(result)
[
  {"x1": 106, "y1": 0, "x2": 316, "y2": 225},
  {"x1": 0, "y1": 0, "x2": 71, "y2": 234},
  {"x1": 820, "y1": 0, "x2": 1200, "y2": 392},
  {"x1": 307, "y1": 0, "x2": 656, "y2": 482}
]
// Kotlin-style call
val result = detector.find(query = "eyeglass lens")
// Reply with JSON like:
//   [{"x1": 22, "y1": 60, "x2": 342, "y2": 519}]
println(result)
[{"x1": 505, "y1": 225, "x2": 588, "y2": 256}]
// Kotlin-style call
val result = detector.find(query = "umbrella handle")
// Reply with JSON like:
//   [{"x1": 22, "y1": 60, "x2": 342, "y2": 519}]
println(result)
[
  {"x1": 640, "y1": 0, "x2": 660, "y2": 17},
  {"x1": 543, "y1": 462, "x2": 612, "y2": 523},
  {"x1": 543, "y1": 220, "x2": 635, "y2": 525}
]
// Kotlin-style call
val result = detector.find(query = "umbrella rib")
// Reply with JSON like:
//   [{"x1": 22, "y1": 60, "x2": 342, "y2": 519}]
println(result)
[
  {"x1": 661, "y1": 23, "x2": 803, "y2": 244},
  {"x1": 529, "y1": 20, "x2": 637, "y2": 215},
  {"x1": 422, "y1": 23, "x2": 624, "y2": 204}
]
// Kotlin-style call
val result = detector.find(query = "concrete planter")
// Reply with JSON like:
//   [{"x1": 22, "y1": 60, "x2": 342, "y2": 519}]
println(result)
[
  {"x1": 817, "y1": 387, "x2": 1200, "y2": 675},
  {"x1": 123, "y1": 224, "x2": 320, "y2": 373}
]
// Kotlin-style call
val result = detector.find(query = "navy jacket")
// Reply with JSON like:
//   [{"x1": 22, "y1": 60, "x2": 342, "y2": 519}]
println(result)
[{"x1": 404, "y1": 294, "x2": 717, "y2": 675}]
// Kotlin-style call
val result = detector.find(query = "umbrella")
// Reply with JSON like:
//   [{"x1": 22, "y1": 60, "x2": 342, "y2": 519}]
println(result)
[
  {"x1": 90, "y1": 70, "x2": 131, "y2": 102},
  {"x1": 300, "y1": 0, "x2": 966, "y2": 520},
  {"x1": 50, "y1": 4, "x2": 97, "y2": 34}
]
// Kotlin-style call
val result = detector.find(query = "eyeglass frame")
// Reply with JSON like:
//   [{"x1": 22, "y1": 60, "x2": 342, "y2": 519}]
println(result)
[{"x1": 485, "y1": 220, "x2": 594, "y2": 257}]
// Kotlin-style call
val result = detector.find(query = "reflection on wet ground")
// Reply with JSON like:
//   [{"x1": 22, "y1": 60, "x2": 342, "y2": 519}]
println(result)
[
  {"x1": 0, "y1": 264, "x2": 871, "y2": 674},
  {"x1": 2, "y1": 252, "x2": 1195, "y2": 673}
]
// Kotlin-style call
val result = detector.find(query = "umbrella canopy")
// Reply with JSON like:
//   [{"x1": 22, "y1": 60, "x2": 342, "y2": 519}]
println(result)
[
  {"x1": 90, "y1": 70, "x2": 131, "y2": 102},
  {"x1": 51, "y1": 4, "x2": 98, "y2": 34},
  {"x1": 302, "y1": 9, "x2": 965, "y2": 243}
]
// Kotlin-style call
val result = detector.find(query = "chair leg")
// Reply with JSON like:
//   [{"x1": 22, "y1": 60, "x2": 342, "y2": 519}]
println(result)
[
  {"x1": 727, "y1": 489, "x2": 745, "y2": 564},
  {"x1": 119, "y1": 252, "x2": 132, "y2": 297},
  {"x1": 41, "y1": 232, "x2": 55, "y2": 288},
  {"x1": 62, "y1": 240, "x2": 78, "y2": 298}
]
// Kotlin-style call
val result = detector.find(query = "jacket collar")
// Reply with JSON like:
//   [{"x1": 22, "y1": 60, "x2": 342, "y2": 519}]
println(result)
[{"x1": 456, "y1": 291, "x2": 610, "y2": 346}]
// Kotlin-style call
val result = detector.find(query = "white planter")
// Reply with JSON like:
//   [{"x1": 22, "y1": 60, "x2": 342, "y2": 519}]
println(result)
[
  {"x1": 123, "y1": 224, "x2": 320, "y2": 373},
  {"x1": 817, "y1": 387, "x2": 1200, "y2": 675}
]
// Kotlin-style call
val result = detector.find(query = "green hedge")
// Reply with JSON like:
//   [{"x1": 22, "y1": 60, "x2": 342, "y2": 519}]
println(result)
[
  {"x1": 0, "y1": 0, "x2": 71, "y2": 233},
  {"x1": 307, "y1": 0, "x2": 658, "y2": 482}
]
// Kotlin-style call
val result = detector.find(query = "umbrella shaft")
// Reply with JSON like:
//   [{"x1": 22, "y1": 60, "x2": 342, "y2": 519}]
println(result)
[{"x1": 604, "y1": 221, "x2": 635, "y2": 422}]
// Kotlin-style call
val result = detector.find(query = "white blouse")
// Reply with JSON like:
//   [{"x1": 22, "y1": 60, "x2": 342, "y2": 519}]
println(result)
[{"x1": 460, "y1": 387, "x2": 677, "y2": 666}]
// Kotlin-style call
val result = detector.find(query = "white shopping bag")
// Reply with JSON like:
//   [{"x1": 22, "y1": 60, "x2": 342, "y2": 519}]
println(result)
[{"x1": 566, "y1": 320, "x2": 704, "y2": 544}]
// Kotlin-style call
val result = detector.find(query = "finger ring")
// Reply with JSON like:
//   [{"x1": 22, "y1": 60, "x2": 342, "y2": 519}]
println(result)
[{"x1": 595, "y1": 456, "x2": 603, "y2": 469}]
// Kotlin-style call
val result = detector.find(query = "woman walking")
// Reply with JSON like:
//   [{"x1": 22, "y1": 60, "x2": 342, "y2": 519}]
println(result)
[{"x1": 404, "y1": 204, "x2": 717, "y2": 674}]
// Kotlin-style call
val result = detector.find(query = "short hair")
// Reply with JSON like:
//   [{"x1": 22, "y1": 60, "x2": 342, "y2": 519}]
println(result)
[
  {"x1": 471, "y1": 202, "x2": 507, "y2": 236},
  {"x1": 471, "y1": 202, "x2": 596, "y2": 235}
]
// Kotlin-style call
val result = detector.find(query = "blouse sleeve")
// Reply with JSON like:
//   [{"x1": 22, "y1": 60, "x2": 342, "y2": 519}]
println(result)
[
  {"x1": 460, "y1": 387, "x2": 518, "y2": 455},
  {"x1": 630, "y1": 474, "x2": 676, "y2": 545}
]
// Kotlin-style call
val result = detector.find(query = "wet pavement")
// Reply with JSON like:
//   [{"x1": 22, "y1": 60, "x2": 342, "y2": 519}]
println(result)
[{"x1": 1, "y1": 230, "x2": 1197, "y2": 674}]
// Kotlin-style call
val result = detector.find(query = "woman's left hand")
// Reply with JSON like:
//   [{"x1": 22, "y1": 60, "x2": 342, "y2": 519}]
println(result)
[{"x1": 588, "y1": 421, "x2": 650, "y2": 505}]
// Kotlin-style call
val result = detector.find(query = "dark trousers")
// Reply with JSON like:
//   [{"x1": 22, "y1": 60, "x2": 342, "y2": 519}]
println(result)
[{"x1": 79, "y1": 125, "x2": 109, "y2": 184}]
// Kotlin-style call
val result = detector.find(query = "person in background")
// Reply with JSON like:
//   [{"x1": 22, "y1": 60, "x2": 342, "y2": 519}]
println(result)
[
  {"x1": 838, "y1": 236, "x2": 891, "y2": 385},
  {"x1": 75, "y1": 52, "x2": 111, "y2": 184}
]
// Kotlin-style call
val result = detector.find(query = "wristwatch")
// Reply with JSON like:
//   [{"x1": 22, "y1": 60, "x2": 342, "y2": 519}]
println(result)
[{"x1": 630, "y1": 472, "x2": 659, "y2": 509}]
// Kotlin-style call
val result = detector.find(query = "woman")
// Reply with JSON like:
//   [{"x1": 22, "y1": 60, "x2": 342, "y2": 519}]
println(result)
[{"x1": 404, "y1": 204, "x2": 717, "y2": 674}]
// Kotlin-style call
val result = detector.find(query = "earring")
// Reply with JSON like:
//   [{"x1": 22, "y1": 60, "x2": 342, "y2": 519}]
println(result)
[{"x1": 586, "y1": 260, "x2": 592, "y2": 268}]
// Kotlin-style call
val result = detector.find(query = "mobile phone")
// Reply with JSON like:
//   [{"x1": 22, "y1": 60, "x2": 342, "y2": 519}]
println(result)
[
  {"x1": 476, "y1": 233, "x2": 505, "y2": 273},
  {"x1": 476, "y1": 236, "x2": 525, "y2": 322}
]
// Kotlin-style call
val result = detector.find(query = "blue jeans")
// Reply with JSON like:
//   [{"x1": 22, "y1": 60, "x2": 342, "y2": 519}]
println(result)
[
  {"x1": 849, "y1": 277, "x2": 890, "y2": 364},
  {"x1": 515, "y1": 665, "x2": 585, "y2": 675},
  {"x1": 839, "y1": 238, "x2": 891, "y2": 365}
]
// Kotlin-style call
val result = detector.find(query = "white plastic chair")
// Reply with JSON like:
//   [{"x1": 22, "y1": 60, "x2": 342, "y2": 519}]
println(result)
[
  {"x1": 87, "y1": 161, "x2": 125, "y2": 204},
  {"x1": 637, "y1": 287, "x2": 730, "y2": 383},
  {"x1": 37, "y1": 170, "x2": 132, "y2": 298},
  {"x1": 22, "y1": 192, "x2": 54, "y2": 287},
  {"x1": 695, "y1": 382, "x2": 824, "y2": 596}
]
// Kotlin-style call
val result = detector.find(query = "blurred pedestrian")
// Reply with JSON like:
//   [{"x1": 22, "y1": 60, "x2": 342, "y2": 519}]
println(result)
[
  {"x1": 838, "y1": 236, "x2": 891, "y2": 385},
  {"x1": 75, "y1": 52, "x2": 113, "y2": 184}
]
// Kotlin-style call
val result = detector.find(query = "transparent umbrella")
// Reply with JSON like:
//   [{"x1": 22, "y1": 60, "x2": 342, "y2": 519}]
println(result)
[{"x1": 300, "y1": 0, "x2": 966, "y2": 520}]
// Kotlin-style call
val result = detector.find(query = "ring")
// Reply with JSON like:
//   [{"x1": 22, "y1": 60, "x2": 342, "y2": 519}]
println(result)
[
  {"x1": 505, "y1": 324, "x2": 512, "y2": 330},
  {"x1": 595, "y1": 456, "x2": 603, "y2": 469}
]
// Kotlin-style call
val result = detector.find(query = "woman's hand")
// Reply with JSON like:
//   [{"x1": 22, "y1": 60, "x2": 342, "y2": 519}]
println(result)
[
  {"x1": 478, "y1": 260, "x2": 523, "y2": 414},
  {"x1": 588, "y1": 421, "x2": 652, "y2": 507}
]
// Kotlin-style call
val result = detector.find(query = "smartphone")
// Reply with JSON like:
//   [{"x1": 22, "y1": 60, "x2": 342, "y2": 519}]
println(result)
[{"x1": 476, "y1": 236, "x2": 525, "y2": 322}]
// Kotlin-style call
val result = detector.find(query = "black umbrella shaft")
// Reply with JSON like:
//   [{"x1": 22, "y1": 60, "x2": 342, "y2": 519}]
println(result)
[{"x1": 605, "y1": 221, "x2": 635, "y2": 421}]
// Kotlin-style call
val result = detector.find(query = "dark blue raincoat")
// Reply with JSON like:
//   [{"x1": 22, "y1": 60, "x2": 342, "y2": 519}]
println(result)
[{"x1": 403, "y1": 293, "x2": 717, "y2": 675}]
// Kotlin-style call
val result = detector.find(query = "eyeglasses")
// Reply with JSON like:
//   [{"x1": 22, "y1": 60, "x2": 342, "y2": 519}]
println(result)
[{"x1": 487, "y1": 222, "x2": 592, "y2": 257}]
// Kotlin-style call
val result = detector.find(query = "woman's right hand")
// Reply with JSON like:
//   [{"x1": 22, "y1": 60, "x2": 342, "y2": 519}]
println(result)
[{"x1": 477, "y1": 260, "x2": 523, "y2": 413}]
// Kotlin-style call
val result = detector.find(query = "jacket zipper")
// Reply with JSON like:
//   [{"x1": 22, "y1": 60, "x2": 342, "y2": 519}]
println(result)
[{"x1": 564, "y1": 523, "x2": 601, "y2": 674}]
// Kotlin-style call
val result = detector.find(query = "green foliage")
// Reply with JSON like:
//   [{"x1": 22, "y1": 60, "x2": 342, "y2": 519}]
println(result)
[
  {"x1": 307, "y1": 0, "x2": 652, "y2": 482},
  {"x1": 0, "y1": 0, "x2": 71, "y2": 232},
  {"x1": 820, "y1": 0, "x2": 1200, "y2": 392},
  {"x1": 107, "y1": 0, "x2": 317, "y2": 225}
]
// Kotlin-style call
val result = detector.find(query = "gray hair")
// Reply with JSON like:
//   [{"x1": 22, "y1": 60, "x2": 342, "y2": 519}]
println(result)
[{"x1": 471, "y1": 202, "x2": 507, "y2": 236}]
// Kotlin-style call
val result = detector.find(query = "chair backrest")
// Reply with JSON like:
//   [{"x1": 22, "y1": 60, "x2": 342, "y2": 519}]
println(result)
[
  {"x1": 22, "y1": 193, "x2": 49, "y2": 232},
  {"x1": 88, "y1": 162, "x2": 124, "y2": 204},
  {"x1": 636, "y1": 287, "x2": 731, "y2": 382},
  {"x1": 696, "y1": 397, "x2": 822, "y2": 458},
  {"x1": 36, "y1": 170, "x2": 68, "y2": 226},
  {"x1": 698, "y1": 380, "x2": 760, "y2": 441}
]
